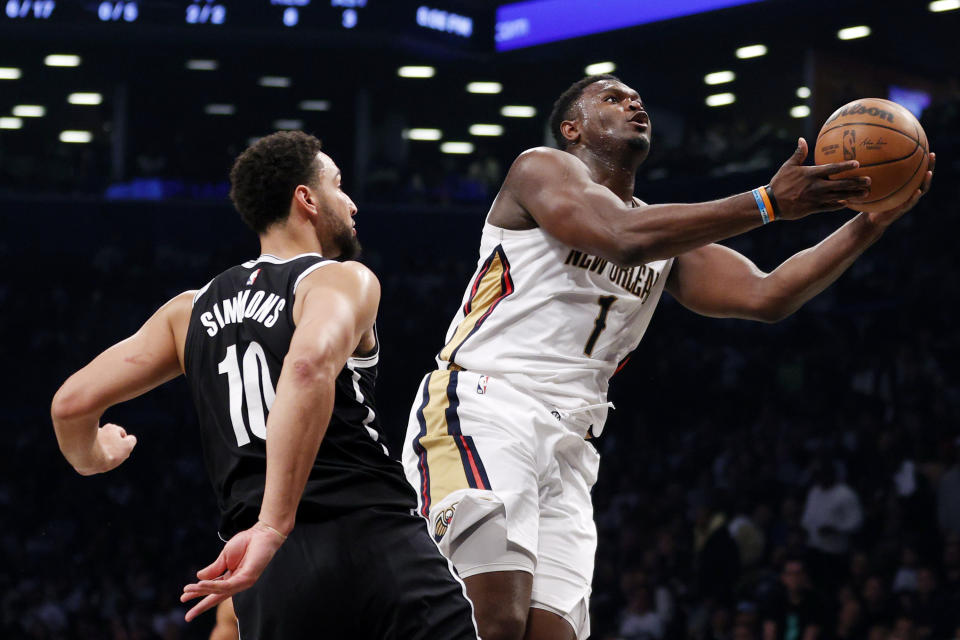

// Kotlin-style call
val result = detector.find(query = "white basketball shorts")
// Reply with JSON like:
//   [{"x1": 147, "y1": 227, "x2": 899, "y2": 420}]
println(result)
[{"x1": 401, "y1": 369, "x2": 600, "y2": 639}]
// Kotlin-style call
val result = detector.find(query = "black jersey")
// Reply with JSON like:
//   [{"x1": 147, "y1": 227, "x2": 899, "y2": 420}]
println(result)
[{"x1": 184, "y1": 253, "x2": 417, "y2": 538}]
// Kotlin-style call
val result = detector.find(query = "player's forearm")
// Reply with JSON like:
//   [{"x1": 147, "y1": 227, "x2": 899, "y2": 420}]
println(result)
[
  {"x1": 612, "y1": 192, "x2": 764, "y2": 265},
  {"x1": 257, "y1": 358, "x2": 338, "y2": 535},
  {"x1": 757, "y1": 213, "x2": 884, "y2": 321}
]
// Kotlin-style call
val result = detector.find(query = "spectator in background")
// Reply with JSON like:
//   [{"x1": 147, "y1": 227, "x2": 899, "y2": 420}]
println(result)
[
  {"x1": 911, "y1": 566, "x2": 950, "y2": 640},
  {"x1": 761, "y1": 556, "x2": 823, "y2": 640},
  {"x1": 694, "y1": 494, "x2": 741, "y2": 605},
  {"x1": 618, "y1": 569, "x2": 668, "y2": 640},
  {"x1": 801, "y1": 458, "x2": 863, "y2": 590},
  {"x1": 834, "y1": 596, "x2": 864, "y2": 640},
  {"x1": 729, "y1": 498, "x2": 766, "y2": 569},
  {"x1": 893, "y1": 544, "x2": 921, "y2": 593},
  {"x1": 861, "y1": 574, "x2": 894, "y2": 631}
]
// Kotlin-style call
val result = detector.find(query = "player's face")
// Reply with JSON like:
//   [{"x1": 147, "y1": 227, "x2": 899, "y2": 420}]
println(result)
[
  {"x1": 313, "y1": 152, "x2": 361, "y2": 260},
  {"x1": 576, "y1": 80, "x2": 651, "y2": 156}
]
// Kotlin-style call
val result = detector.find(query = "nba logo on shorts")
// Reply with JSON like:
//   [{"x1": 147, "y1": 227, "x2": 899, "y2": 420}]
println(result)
[
  {"x1": 476, "y1": 376, "x2": 489, "y2": 395},
  {"x1": 842, "y1": 130, "x2": 857, "y2": 160}
]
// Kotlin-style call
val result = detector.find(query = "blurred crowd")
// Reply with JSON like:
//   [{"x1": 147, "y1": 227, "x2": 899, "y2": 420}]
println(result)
[{"x1": 1, "y1": 100, "x2": 957, "y2": 639}]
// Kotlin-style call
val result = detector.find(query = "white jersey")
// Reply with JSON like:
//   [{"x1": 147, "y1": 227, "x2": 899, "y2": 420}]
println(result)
[{"x1": 436, "y1": 221, "x2": 673, "y2": 433}]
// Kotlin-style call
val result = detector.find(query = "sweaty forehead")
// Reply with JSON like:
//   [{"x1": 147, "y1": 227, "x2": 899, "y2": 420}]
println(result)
[{"x1": 586, "y1": 80, "x2": 640, "y2": 100}]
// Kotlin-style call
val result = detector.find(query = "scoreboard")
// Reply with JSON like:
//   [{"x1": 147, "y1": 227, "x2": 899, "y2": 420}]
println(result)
[{"x1": 1, "y1": 1, "x2": 487, "y2": 51}]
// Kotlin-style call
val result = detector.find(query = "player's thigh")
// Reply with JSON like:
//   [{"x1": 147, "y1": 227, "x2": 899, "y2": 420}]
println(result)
[
  {"x1": 530, "y1": 434, "x2": 599, "y2": 640},
  {"x1": 524, "y1": 606, "x2": 577, "y2": 640}
]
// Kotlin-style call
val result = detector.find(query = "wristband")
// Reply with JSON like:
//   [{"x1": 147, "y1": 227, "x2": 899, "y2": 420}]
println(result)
[
  {"x1": 751, "y1": 186, "x2": 777, "y2": 224},
  {"x1": 256, "y1": 520, "x2": 288, "y2": 542}
]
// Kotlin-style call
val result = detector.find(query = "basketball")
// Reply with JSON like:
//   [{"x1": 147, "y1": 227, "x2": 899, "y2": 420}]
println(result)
[{"x1": 814, "y1": 98, "x2": 929, "y2": 213}]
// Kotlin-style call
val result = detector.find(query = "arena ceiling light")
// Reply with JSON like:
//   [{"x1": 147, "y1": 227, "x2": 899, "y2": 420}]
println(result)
[
  {"x1": 0, "y1": 117, "x2": 23, "y2": 129},
  {"x1": 790, "y1": 105, "x2": 811, "y2": 118},
  {"x1": 186, "y1": 59, "x2": 218, "y2": 71},
  {"x1": 60, "y1": 130, "x2": 92, "y2": 143},
  {"x1": 403, "y1": 128, "x2": 443, "y2": 141},
  {"x1": 704, "y1": 71, "x2": 735, "y2": 85},
  {"x1": 837, "y1": 25, "x2": 871, "y2": 40},
  {"x1": 585, "y1": 61, "x2": 616, "y2": 75},
  {"x1": 735, "y1": 44, "x2": 767, "y2": 59},
  {"x1": 13, "y1": 105, "x2": 45, "y2": 117},
  {"x1": 258, "y1": 76, "x2": 291, "y2": 88},
  {"x1": 469, "y1": 124, "x2": 504, "y2": 136},
  {"x1": 0, "y1": 67, "x2": 22, "y2": 80},
  {"x1": 929, "y1": 0, "x2": 960, "y2": 11},
  {"x1": 466, "y1": 82, "x2": 502, "y2": 94},
  {"x1": 68, "y1": 93, "x2": 102, "y2": 105},
  {"x1": 273, "y1": 119, "x2": 303, "y2": 130},
  {"x1": 501, "y1": 105, "x2": 536, "y2": 118},
  {"x1": 440, "y1": 141, "x2": 474, "y2": 154},
  {"x1": 204, "y1": 104, "x2": 236, "y2": 115},
  {"x1": 45, "y1": 54, "x2": 81, "y2": 67},
  {"x1": 796, "y1": 86, "x2": 811, "y2": 99},
  {"x1": 705, "y1": 92, "x2": 736, "y2": 107},
  {"x1": 398, "y1": 66, "x2": 435, "y2": 78},
  {"x1": 299, "y1": 100, "x2": 331, "y2": 111}
]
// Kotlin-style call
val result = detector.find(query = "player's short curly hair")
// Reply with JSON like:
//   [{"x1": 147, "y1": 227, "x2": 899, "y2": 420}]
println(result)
[
  {"x1": 548, "y1": 74, "x2": 621, "y2": 149},
  {"x1": 229, "y1": 131, "x2": 324, "y2": 234}
]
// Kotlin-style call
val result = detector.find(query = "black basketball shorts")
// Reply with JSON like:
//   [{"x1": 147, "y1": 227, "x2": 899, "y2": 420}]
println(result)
[{"x1": 232, "y1": 506, "x2": 477, "y2": 639}]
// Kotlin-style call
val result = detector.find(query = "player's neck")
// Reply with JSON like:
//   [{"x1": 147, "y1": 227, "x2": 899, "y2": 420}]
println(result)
[
  {"x1": 570, "y1": 145, "x2": 639, "y2": 203},
  {"x1": 258, "y1": 224, "x2": 324, "y2": 260}
]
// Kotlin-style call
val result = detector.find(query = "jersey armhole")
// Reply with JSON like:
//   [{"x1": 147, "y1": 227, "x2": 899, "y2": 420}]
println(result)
[{"x1": 292, "y1": 259, "x2": 335, "y2": 296}]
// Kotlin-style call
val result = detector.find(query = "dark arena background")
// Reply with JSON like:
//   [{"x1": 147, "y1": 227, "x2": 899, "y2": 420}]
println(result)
[{"x1": 2, "y1": 1, "x2": 959, "y2": 638}]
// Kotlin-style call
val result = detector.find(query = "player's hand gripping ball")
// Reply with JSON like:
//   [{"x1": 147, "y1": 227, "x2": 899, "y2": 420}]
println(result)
[{"x1": 814, "y1": 98, "x2": 929, "y2": 213}]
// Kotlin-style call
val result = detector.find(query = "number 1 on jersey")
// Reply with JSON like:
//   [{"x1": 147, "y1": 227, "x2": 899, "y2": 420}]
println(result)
[
  {"x1": 218, "y1": 342, "x2": 276, "y2": 446},
  {"x1": 584, "y1": 295, "x2": 616, "y2": 356}
]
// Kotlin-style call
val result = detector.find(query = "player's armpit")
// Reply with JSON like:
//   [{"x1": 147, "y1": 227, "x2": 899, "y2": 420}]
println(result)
[
  {"x1": 666, "y1": 244, "x2": 781, "y2": 322},
  {"x1": 51, "y1": 291, "x2": 194, "y2": 474}
]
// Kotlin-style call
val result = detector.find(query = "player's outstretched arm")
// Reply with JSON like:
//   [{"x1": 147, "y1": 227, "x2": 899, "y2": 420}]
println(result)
[
  {"x1": 506, "y1": 138, "x2": 871, "y2": 266},
  {"x1": 666, "y1": 155, "x2": 935, "y2": 322},
  {"x1": 180, "y1": 261, "x2": 379, "y2": 622},
  {"x1": 50, "y1": 291, "x2": 194, "y2": 475}
]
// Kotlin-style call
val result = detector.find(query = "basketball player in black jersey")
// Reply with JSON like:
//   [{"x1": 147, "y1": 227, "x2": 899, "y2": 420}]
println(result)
[{"x1": 51, "y1": 131, "x2": 478, "y2": 639}]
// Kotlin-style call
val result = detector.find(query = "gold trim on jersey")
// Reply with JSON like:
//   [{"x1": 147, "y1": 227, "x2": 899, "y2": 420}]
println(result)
[
  {"x1": 416, "y1": 371, "x2": 470, "y2": 507},
  {"x1": 412, "y1": 370, "x2": 492, "y2": 518},
  {"x1": 438, "y1": 245, "x2": 514, "y2": 365}
]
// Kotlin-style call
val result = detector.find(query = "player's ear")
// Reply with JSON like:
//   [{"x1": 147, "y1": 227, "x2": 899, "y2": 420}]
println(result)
[
  {"x1": 293, "y1": 184, "x2": 319, "y2": 220},
  {"x1": 560, "y1": 119, "x2": 581, "y2": 146}
]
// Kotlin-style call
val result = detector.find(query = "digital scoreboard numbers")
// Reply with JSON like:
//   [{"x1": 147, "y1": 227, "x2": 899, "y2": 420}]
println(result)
[
  {"x1": 1, "y1": 1, "x2": 485, "y2": 52},
  {"x1": 5, "y1": 1, "x2": 57, "y2": 20}
]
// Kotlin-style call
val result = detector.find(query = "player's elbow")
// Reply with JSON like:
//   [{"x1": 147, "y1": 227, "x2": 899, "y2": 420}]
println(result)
[
  {"x1": 606, "y1": 225, "x2": 656, "y2": 266},
  {"x1": 613, "y1": 243, "x2": 653, "y2": 267},
  {"x1": 754, "y1": 302, "x2": 793, "y2": 323},
  {"x1": 284, "y1": 350, "x2": 339, "y2": 388},
  {"x1": 51, "y1": 381, "x2": 97, "y2": 423},
  {"x1": 748, "y1": 282, "x2": 796, "y2": 323}
]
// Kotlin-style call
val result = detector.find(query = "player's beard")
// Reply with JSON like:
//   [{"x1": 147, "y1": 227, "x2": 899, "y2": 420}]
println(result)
[{"x1": 327, "y1": 213, "x2": 362, "y2": 261}]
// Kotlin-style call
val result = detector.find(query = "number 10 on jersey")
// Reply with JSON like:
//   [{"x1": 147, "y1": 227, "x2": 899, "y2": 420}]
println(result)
[{"x1": 218, "y1": 342, "x2": 276, "y2": 446}]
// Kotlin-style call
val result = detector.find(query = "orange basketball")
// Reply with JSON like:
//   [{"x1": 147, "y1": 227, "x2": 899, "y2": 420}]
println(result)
[{"x1": 814, "y1": 98, "x2": 929, "y2": 213}]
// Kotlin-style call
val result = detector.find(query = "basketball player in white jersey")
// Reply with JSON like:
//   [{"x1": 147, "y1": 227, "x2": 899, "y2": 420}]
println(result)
[{"x1": 401, "y1": 75, "x2": 934, "y2": 640}]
